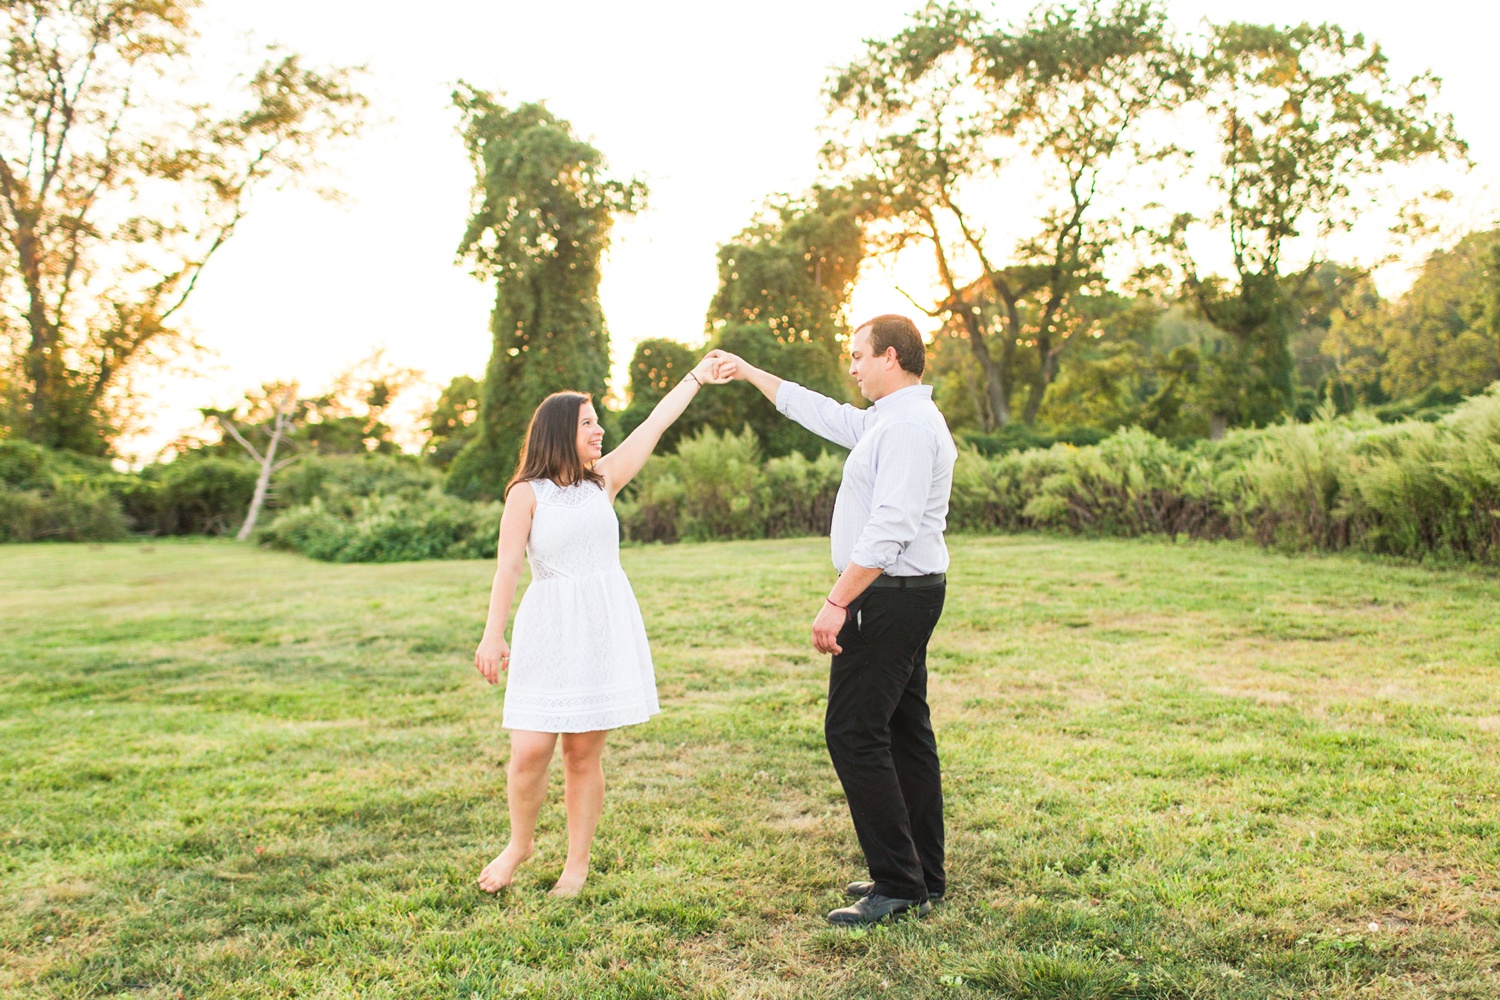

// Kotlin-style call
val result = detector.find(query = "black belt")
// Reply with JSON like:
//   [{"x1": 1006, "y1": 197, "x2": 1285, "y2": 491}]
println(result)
[{"x1": 867, "y1": 572, "x2": 945, "y2": 590}]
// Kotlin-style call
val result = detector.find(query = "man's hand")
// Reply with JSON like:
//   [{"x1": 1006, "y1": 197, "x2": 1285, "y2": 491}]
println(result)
[
  {"x1": 706, "y1": 348, "x2": 782, "y2": 404},
  {"x1": 812, "y1": 600, "x2": 846, "y2": 655},
  {"x1": 474, "y1": 634, "x2": 510, "y2": 684}
]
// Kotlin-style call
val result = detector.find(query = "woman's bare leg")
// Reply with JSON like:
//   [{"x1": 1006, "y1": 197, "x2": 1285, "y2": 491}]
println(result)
[
  {"x1": 550, "y1": 730, "x2": 608, "y2": 896},
  {"x1": 478, "y1": 729, "x2": 556, "y2": 892}
]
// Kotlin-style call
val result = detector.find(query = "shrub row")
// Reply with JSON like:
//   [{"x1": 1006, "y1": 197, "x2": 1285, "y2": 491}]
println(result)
[
  {"x1": 0, "y1": 445, "x2": 443, "y2": 544},
  {"x1": 0, "y1": 441, "x2": 130, "y2": 542},
  {"x1": 0, "y1": 441, "x2": 259, "y2": 539},
  {"x1": 957, "y1": 424, "x2": 1109, "y2": 456},
  {"x1": 259, "y1": 490, "x2": 500, "y2": 562},
  {"x1": 1233, "y1": 392, "x2": 1500, "y2": 563},
  {"x1": 616, "y1": 427, "x2": 843, "y2": 543},
  {"x1": 251, "y1": 456, "x2": 488, "y2": 563},
  {"x1": 121, "y1": 458, "x2": 259, "y2": 535},
  {"x1": 0, "y1": 479, "x2": 130, "y2": 542},
  {"x1": 617, "y1": 389, "x2": 1500, "y2": 566},
  {"x1": 7, "y1": 386, "x2": 1499, "y2": 565}
]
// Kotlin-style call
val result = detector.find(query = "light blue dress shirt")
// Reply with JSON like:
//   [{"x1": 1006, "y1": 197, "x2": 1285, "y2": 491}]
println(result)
[{"x1": 775, "y1": 380, "x2": 957, "y2": 576}]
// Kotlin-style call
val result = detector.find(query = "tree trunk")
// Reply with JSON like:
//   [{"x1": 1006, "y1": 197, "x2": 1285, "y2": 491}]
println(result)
[
  {"x1": 17, "y1": 219, "x2": 60, "y2": 446},
  {"x1": 953, "y1": 303, "x2": 1008, "y2": 430},
  {"x1": 1021, "y1": 335, "x2": 1055, "y2": 426},
  {"x1": 224, "y1": 390, "x2": 296, "y2": 541},
  {"x1": 976, "y1": 341, "x2": 1010, "y2": 429},
  {"x1": 237, "y1": 456, "x2": 276, "y2": 541}
]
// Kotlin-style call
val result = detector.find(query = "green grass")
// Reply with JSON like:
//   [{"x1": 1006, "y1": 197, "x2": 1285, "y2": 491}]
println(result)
[{"x1": 3, "y1": 535, "x2": 1499, "y2": 999}]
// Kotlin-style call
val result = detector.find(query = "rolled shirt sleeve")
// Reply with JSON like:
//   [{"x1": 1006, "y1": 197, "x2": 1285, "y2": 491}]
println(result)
[
  {"x1": 848, "y1": 422, "x2": 939, "y2": 571},
  {"x1": 775, "y1": 380, "x2": 873, "y2": 451}
]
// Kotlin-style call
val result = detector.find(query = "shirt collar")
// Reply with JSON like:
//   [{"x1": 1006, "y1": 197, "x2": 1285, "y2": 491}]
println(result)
[{"x1": 872, "y1": 382, "x2": 933, "y2": 413}]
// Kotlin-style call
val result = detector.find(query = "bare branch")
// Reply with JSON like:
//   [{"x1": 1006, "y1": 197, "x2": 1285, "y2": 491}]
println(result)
[
  {"x1": 218, "y1": 416, "x2": 264, "y2": 465},
  {"x1": 894, "y1": 284, "x2": 943, "y2": 317}
]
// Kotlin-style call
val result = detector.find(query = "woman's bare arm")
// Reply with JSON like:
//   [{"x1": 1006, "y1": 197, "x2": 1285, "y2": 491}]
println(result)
[
  {"x1": 595, "y1": 354, "x2": 730, "y2": 499},
  {"x1": 474, "y1": 482, "x2": 535, "y2": 684}
]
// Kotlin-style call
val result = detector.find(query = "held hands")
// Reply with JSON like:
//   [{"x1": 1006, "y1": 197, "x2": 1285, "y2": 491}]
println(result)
[
  {"x1": 704, "y1": 349, "x2": 746, "y2": 381},
  {"x1": 812, "y1": 600, "x2": 846, "y2": 655},
  {"x1": 692, "y1": 353, "x2": 735, "y2": 386},
  {"x1": 474, "y1": 634, "x2": 510, "y2": 684}
]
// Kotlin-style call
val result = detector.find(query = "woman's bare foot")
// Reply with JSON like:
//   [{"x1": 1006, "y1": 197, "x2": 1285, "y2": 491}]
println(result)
[
  {"x1": 548, "y1": 867, "x2": 587, "y2": 897},
  {"x1": 477, "y1": 842, "x2": 533, "y2": 893}
]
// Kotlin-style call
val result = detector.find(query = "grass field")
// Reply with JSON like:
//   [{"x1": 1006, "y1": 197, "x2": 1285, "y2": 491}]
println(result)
[{"x1": 3, "y1": 536, "x2": 1499, "y2": 999}]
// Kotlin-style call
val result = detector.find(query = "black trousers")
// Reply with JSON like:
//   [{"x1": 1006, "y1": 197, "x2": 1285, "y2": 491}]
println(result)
[{"x1": 825, "y1": 583, "x2": 946, "y2": 901}]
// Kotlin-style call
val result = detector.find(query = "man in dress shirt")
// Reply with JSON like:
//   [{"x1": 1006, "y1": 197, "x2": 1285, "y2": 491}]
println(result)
[{"x1": 709, "y1": 314, "x2": 958, "y2": 926}]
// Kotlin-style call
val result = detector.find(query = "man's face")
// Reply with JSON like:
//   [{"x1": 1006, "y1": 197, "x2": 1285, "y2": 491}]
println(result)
[
  {"x1": 575, "y1": 402, "x2": 604, "y2": 463},
  {"x1": 848, "y1": 326, "x2": 893, "y2": 402}
]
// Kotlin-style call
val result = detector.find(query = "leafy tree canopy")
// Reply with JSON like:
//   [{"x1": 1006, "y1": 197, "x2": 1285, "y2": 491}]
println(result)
[
  {"x1": 700, "y1": 186, "x2": 871, "y2": 457},
  {"x1": 0, "y1": 0, "x2": 367, "y2": 454},
  {"x1": 1322, "y1": 229, "x2": 1499, "y2": 405},
  {"x1": 423, "y1": 374, "x2": 483, "y2": 470},
  {"x1": 826, "y1": 0, "x2": 1187, "y2": 428},
  {"x1": 1165, "y1": 19, "x2": 1467, "y2": 431}
]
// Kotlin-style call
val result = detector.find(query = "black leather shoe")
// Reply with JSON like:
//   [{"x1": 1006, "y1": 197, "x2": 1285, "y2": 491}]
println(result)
[
  {"x1": 846, "y1": 880, "x2": 945, "y2": 906},
  {"x1": 826, "y1": 893, "x2": 930, "y2": 926}
]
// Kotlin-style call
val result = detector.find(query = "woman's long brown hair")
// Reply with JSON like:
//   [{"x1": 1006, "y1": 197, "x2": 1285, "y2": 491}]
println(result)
[{"x1": 504, "y1": 391, "x2": 606, "y2": 499}]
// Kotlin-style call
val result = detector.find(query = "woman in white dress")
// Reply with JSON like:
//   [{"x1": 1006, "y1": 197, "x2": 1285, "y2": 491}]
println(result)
[{"x1": 472, "y1": 354, "x2": 731, "y2": 896}]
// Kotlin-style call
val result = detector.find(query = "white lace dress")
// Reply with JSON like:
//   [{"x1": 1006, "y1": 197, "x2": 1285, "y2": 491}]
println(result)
[{"x1": 502, "y1": 478, "x2": 660, "y2": 733}]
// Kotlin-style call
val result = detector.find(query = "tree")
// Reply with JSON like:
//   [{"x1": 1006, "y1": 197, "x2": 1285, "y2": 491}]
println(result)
[
  {"x1": 612, "y1": 187, "x2": 868, "y2": 460},
  {"x1": 698, "y1": 185, "x2": 868, "y2": 456},
  {"x1": 194, "y1": 351, "x2": 421, "y2": 536},
  {"x1": 826, "y1": 0, "x2": 1186, "y2": 428},
  {"x1": 190, "y1": 350, "x2": 419, "y2": 463},
  {"x1": 614, "y1": 338, "x2": 697, "y2": 454},
  {"x1": 1164, "y1": 20, "x2": 1466, "y2": 434},
  {"x1": 423, "y1": 374, "x2": 483, "y2": 469},
  {"x1": 0, "y1": 0, "x2": 367, "y2": 453},
  {"x1": 708, "y1": 185, "x2": 868, "y2": 353},
  {"x1": 208, "y1": 383, "x2": 299, "y2": 541},
  {"x1": 1318, "y1": 272, "x2": 1388, "y2": 409},
  {"x1": 304, "y1": 349, "x2": 421, "y2": 455},
  {"x1": 444, "y1": 85, "x2": 644, "y2": 500},
  {"x1": 1288, "y1": 262, "x2": 1373, "y2": 402},
  {"x1": 1372, "y1": 229, "x2": 1500, "y2": 400},
  {"x1": 1032, "y1": 293, "x2": 1159, "y2": 431}
]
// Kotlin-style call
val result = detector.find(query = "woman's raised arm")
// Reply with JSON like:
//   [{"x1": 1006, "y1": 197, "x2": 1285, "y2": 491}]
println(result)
[{"x1": 595, "y1": 354, "x2": 731, "y2": 499}]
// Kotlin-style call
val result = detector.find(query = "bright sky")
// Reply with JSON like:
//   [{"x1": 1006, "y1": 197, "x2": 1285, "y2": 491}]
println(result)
[{"x1": 127, "y1": 0, "x2": 1499, "y2": 460}]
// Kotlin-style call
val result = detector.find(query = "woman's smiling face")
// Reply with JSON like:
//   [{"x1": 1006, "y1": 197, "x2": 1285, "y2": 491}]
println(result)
[{"x1": 576, "y1": 402, "x2": 604, "y2": 463}]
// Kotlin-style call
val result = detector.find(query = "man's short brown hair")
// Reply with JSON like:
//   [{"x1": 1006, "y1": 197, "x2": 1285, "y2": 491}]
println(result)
[{"x1": 857, "y1": 314, "x2": 925, "y2": 376}]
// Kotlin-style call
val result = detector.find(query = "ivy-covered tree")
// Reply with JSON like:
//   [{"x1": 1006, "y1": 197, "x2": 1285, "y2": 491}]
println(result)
[{"x1": 444, "y1": 86, "x2": 644, "y2": 499}]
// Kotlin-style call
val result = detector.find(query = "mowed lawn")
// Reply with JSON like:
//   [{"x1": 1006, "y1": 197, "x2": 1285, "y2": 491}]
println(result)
[{"x1": 2, "y1": 537, "x2": 1499, "y2": 1000}]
